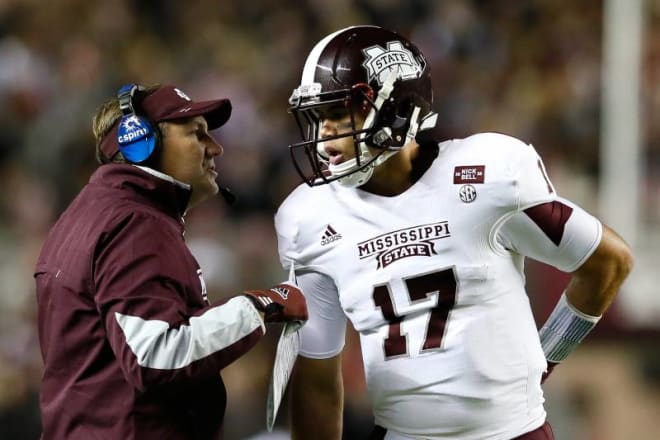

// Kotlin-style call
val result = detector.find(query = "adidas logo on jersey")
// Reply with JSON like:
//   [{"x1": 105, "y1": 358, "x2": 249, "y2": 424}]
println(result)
[{"x1": 321, "y1": 224, "x2": 342, "y2": 246}]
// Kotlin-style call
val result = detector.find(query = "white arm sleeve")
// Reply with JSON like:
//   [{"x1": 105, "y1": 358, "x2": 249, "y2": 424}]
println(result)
[
  {"x1": 295, "y1": 270, "x2": 347, "y2": 359},
  {"x1": 497, "y1": 197, "x2": 602, "y2": 273}
]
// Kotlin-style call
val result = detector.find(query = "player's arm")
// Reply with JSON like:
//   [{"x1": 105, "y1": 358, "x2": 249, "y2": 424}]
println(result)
[
  {"x1": 290, "y1": 354, "x2": 344, "y2": 439},
  {"x1": 538, "y1": 223, "x2": 632, "y2": 380},
  {"x1": 563, "y1": 224, "x2": 633, "y2": 316},
  {"x1": 495, "y1": 140, "x2": 633, "y2": 380},
  {"x1": 284, "y1": 269, "x2": 347, "y2": 439},
  {"x1": 498, "y1": 198, "x2": 633, "y2": 380}
]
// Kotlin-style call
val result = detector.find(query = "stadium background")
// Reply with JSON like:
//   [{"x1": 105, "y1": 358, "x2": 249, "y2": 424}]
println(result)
[{"x1": 0, "y1": 0, "x2": 658, "y2": 438}]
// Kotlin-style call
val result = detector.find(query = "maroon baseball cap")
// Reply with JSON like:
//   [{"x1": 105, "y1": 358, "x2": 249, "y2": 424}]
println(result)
[
  {"x1": 99, "y1": 85, "x2": 232, "y2": 160},
  {"x1": 140, "y1": 85, "x2": 232, "y2": 129}
]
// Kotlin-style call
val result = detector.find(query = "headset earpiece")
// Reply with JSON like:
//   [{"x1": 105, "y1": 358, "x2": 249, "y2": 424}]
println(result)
[{"x1": 116, "y1": 84, "x2": 157, "y2": 163}]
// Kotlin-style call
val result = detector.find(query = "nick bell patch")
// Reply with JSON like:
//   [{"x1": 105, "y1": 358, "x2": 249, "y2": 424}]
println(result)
[{"x1": 453, "y1": 165, "x2": 485, "y2": 184}]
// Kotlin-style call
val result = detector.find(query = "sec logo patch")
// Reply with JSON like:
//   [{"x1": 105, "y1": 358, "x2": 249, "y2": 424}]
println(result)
[{"x1": 459, "y1": 184, "x2": 477, "y2": 203}]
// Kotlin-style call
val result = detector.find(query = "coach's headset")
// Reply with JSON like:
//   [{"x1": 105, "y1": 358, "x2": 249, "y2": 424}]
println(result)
[
  {"x1": 116, "y1": 84, "x2": 158, "y2": 163},
  {"x1": 114, "y1": 83, "x2": 237, "y2": 205}
]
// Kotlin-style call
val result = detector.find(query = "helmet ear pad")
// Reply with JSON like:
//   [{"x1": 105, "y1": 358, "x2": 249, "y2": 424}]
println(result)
[
  {"x1": 368, "y1": 81, "x2": 435, "y2": 149},
  {"x1": 362, "y1": 90, "x2": 413, "y2": 149}
]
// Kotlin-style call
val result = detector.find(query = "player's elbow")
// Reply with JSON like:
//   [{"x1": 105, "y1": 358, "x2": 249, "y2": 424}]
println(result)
[
  {"x1": 601, "y1": 229, "x2": 634, "y2": 286},
  {"x1": 570, "y1": 226, "x2": 634, "y2": 313},
  {"x1": 614, "y1": 241, "x2": 634, "y2": 283}
]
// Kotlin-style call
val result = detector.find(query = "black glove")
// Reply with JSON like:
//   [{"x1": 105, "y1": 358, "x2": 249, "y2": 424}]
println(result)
[{"x1": 243, "y1": 283, "x2": 308, "y2": 323}]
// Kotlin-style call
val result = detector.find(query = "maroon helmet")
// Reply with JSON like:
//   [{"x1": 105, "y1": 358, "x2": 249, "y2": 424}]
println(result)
[{"x1": 288, "y1": 25, "x2": 434, "y2": 187}]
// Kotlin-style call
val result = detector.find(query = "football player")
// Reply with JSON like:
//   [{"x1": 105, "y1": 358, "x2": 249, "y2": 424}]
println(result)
[{"x1": 276, "y1": 25, "x2": 633, "y2": 439}]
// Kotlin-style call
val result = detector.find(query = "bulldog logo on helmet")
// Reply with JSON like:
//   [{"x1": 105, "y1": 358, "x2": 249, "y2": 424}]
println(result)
[{"x1": 362, "y1": 41, "x2": 424, "y2": 86}]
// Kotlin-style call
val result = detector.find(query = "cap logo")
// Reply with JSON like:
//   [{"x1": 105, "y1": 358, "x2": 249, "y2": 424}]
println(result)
[
  {"x1": 174, "y1": 88, "x2": 191, "y2": 101},
  {"x1": 362, "y1": 40, "x2": 423, "y2": 86}
]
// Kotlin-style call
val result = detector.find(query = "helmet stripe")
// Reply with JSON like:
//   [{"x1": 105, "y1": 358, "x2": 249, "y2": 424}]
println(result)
[{"x1": 301, "y1": 26, "x2": 358, "y2": 85}]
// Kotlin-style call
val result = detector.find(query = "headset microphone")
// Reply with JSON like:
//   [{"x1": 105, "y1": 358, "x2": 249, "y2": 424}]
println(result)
[{"x1": 218, "y1": 183, "x2": 237, "y2": 206}]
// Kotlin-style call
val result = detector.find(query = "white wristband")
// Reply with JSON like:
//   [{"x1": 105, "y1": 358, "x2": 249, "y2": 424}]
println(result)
[{"x1": 539, "y1": 292, "x2": 601, "y2": 363}]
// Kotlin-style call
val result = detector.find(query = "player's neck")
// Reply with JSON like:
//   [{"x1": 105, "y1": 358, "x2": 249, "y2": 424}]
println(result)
[{"x1": 360, "y1": 142, "x2": 424, "y2": 197}]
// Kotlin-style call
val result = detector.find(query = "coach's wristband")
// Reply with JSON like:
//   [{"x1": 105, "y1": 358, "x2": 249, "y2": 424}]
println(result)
[{"x1": 539, "y1": 292, "x2": 601, "y2": 363}]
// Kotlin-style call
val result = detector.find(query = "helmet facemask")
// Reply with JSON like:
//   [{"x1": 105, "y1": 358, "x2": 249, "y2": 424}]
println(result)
[
  {"x1": 287, "y1": 25, "x2": 434, "y2": 187},
  {"x1": 289, "y1": 68, "x2": 424, "y2": 187}
]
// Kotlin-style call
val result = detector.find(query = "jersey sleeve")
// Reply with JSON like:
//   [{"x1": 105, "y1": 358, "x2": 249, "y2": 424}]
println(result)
[
  {"x1": 275, "y1": 191, "x2": 347, "y2": 359},
  {"x1": 296, "y1": 270, "x2": 347, "y2": 358},
  {"x1": 275, "y1": 197, "x2": 301, "y2": 267},
  {"x1": 492, "y1": 138, "x2": 602, "y2": 271},
  {"x1": 95, "y1": 212, "x2": 264, "y2": 393},
  {"x1": 514, "y1": 141, "x2": 557, "y2": 209},
  {"x1": 497, "y1": 197, "x2": 602, "y2": 272}
]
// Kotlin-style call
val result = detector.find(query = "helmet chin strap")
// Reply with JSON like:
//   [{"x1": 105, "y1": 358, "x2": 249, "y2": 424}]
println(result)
[
  {"x1": 331, "y1": 68, "x2": 398, "y2": 188},
  {"x1": 331, "y1": 105, "x2": 423, "y2": 188},
  {"x1": 327, "y1": 68, "x2": 430, "y2": 188},
  {"x1": 331, "y1": 155, "x2": 375, "y2": 187}
]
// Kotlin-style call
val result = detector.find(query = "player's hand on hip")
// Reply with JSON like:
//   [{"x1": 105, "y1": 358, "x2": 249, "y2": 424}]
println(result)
[{"x1": 243, "y1": 283, "x2": 308, "y2": 324}]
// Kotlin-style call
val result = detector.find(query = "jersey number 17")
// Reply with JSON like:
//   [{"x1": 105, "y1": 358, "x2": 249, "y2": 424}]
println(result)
[{"x1": 372, "y1": 268, "x2": 457, "y2": 360}]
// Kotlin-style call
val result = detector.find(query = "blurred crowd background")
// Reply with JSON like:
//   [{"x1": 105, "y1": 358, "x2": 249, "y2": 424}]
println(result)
[{"x1": 1, "y1": 0, "x2": 659, "y2": 439}]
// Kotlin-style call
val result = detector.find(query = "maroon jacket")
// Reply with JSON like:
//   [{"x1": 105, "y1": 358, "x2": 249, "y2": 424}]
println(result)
[{"x1": 35, "y1": 164, "x2": 264, "y2": 440}]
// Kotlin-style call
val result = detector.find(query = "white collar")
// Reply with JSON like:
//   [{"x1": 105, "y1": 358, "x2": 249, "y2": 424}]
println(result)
[{"x1": 132, "y1": 165, "x2": 191, "y2": 190}]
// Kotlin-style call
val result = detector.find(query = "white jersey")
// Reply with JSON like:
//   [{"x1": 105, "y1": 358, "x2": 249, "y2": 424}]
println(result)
[{"x1": 275, "y1": 132, "x2": 602, "y2": 439}]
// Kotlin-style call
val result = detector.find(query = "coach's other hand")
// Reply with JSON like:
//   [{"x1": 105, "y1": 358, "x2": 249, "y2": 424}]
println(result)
[{"x1": 243, "y1": 283, "x2": 308, "y2": 323}]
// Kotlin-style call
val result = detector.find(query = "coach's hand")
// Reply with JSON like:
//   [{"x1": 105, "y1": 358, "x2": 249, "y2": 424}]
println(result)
[{"x1": 243, "y1": 283, "x2": 308, "y2": 323}]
